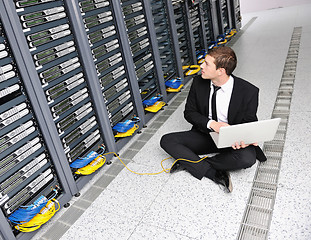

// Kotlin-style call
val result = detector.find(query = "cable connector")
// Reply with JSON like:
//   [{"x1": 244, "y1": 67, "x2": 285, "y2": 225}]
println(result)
[{"x1": 70, "y1": 151, "x2": 99, "y2": 169}]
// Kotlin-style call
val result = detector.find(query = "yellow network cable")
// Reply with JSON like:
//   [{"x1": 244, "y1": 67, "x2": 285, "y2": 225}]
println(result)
[
  {"x1": 198, "y1": 58, "x2": 205, "y2": 64},
  {"x1": 114, "y1": 124, "x2": 139, "y2": 138},
  {"x1": 75, "y1": 155, "x2": 106, "y2": 175},
  {"x1": 182, "y1": 65, "x2": 201, "y2": 76},
  {"x1": 15, "y1": 199, "x2": 60, "y2": 232},
  {"x1": 102, "y1": 152, "x2": 209, "y2": 176},
  {"x1": 144, "y1": 101, "x2": 166, "y2": 112},
  {"x1": 166, "y1": 84, "x2": 184, "y2": 92},
  {"x1": 225, "y1": 29, "x2": 237, "y2": 38},
  {"x1": 217, "y1": 38, "x2": 228, "y2": 45}
]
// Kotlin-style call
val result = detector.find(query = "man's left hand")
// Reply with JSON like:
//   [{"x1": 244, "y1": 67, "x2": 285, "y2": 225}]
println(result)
[{"x1": 232, "y1": 141, "x2": 258, "y2": 150}]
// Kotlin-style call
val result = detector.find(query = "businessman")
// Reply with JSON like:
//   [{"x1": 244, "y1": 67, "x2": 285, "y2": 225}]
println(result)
[{"x1": 160, "y1": 46, "x2": 266, "y2": 193}]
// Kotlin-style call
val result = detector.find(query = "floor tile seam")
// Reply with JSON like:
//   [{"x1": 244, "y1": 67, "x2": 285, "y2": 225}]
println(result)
[
  {"x1": 57, "y1": 218, "x2": 77, "y2": 227},
  {"x1": 127, "y1": 220, "x2": 198, "y2": 240},
  {"x1": 276, "y1": 182, "x2": 311, "y2": 193}
]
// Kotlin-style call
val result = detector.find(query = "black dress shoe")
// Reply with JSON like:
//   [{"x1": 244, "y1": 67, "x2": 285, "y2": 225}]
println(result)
[
  {"x1": 170, "y1": 161, "x2": 181, "y2": 173},
  {"x1": 214, "y1": 170, "x2": 233, "y2": 193}
]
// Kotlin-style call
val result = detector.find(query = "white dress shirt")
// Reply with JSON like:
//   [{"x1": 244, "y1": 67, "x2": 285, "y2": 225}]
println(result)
[{"x1": 207, "y1": 76, "x2": 234, "y2": 129}]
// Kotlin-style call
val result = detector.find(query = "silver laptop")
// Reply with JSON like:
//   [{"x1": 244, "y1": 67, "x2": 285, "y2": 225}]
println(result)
[{"x1": 210, "y1": 118, "x2": 281, "y2": 148}]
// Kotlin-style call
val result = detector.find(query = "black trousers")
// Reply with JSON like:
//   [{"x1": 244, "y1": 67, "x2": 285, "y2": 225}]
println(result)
[{"x1": 160, "y1": 129, "x2": 256, "y2": 180}]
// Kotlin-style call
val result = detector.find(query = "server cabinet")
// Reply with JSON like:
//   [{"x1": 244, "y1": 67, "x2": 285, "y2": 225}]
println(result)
[
  {"x1": 188, "y1": 1, "x2": 207, "y2": 54},
  {"x1": 75, "y1": 0, "x2": 146, "y2": 149},
  {"x1": 209, "y1": 0, "x2": 220, "y2": 39},
  {"x1": 0, "y1": 9, "x2": 72, "y2": 240},
  {"x1": 172, "y1": 0, "x2": 196, "y2": 67},
  {"x1": 201, "y1": 0, "x2": 216, "y2": 44},
  {"x1": 229, "y1": 0, "x2": 241, "y2": 30},
  {"x1": 150, "y1": 0, "x2": 183, "y2": 91},
  {"x1": 120, "y1": 0, "x2": 168, "y2": 119},
  {"x1": 216, "y1": 0, "x2": 233, "y2": 35}
]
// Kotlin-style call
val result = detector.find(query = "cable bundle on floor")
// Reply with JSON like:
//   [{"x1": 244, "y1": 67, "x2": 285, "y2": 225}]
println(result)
[
  {"x1": 143, "y1": 96, "x2": 166, "y2": 113},
  {"x1": 196, "y1": 49, "x2": 207, "y2": 64},
  {"x1": 113, "y1": 118, "x2": 139, "y2": 137},
  {"x1": 208, "y1": 29, "x2": 237, "y2": 49},
  {"x1": 14, "y1": 199, "x2": 60, "y2": 232},
  {"x1": 75, "y1": 155, "x2": 106, "y2": 175},
  {"x1": 70, "y1": 145, "x2": 107, "y2": 175},
  {"x1": 8, "y1": 190, "x2": 59, "y2": 232},
  {"x1": 165, "y1": 77, "x2": 184, "y2": 91},
  {"x1": 70, "y1": 151, "x2": 99, "y2": 169},
  {"x1": 182, "y1": 65, "x2": 201, "y2": 76}
]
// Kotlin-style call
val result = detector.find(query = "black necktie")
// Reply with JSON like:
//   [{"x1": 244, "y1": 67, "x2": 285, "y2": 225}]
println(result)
[{"x1": 212, "y1": 85, "x2": 221, "y2": 121}]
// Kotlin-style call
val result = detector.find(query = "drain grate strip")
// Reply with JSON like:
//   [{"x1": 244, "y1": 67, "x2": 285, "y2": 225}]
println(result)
[{"x1": 237, "y1": 27, "x2": 302, "y2": 240}]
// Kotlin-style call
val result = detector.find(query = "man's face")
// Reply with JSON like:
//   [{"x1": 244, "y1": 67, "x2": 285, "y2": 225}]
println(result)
[{"x1": 200, "y1": 55, "x2": 218, "y2": 80}]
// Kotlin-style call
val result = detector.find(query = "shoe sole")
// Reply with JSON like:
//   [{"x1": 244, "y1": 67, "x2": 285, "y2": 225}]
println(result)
[{"x1": 227, "y1": 173, "x2": 233, "y2": 193}]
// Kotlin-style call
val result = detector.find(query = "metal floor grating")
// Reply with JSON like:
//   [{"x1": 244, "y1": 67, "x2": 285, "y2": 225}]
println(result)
[{"x1": 237, "y1": 27, "x2": 302, "y2": 240}]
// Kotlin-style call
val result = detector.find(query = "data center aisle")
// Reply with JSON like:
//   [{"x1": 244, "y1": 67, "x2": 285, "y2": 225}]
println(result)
[{"x1": 33, "y1": 4, "x2": 311, "y2": 240}]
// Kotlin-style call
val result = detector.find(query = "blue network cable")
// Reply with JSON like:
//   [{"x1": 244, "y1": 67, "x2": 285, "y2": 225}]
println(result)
[
  {"x1": 165, "y1": 78, "x2": 182, "y2": 89},
  {"x1": 8, "y1": 189, "x2": 58, "y2": 224},
  {"x1": 70, "y1": 151, "x2": 99, "y2": 169},
  {"x1": 142, "y1": 96, "x2": 161, "y2": 106}
]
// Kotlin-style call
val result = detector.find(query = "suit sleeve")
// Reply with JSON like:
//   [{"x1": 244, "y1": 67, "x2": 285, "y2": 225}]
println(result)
[
  {"x1": 184, "y1": 79, "x2": 211, "y2": 133},
  {"x1": 242, "y1": 86, "x2": 259, "y2": 123}
]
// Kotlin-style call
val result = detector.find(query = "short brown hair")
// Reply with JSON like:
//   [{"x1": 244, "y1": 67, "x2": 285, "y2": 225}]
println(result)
[{"x1": 208, "y1": 46, "x2": 237, "y2": 76}]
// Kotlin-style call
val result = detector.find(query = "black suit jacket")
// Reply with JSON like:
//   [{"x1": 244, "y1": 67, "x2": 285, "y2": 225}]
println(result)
[{"x1": 184, "y1": 75, "x2": 266, "y2": 162}]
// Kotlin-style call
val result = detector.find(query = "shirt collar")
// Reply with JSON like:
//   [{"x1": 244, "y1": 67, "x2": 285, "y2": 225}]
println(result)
[{"x1": 210, "y1": 75, "x2": 234, "y2": 93}]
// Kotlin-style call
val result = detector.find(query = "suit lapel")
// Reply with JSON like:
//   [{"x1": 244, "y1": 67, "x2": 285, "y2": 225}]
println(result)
[
  {"x1": 228, "y1": 77, "x2": 243, "y2": 124},
  {"x1": 205, "y1": 79, "x2": 212, "y2": 116}
]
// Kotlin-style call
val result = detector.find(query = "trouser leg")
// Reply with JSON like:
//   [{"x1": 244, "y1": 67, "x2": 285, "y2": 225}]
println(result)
[
  {"x1": 208, "y1": 145, "x2": 257, "y2": 171},
  {"x1": 160, "y1": 130, "x2": 218, "y2": 180}
]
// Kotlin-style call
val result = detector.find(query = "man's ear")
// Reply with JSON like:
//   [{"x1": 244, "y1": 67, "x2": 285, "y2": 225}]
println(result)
[{"x1": 217, "y1": 68, "x2": 226, "y2": 75}]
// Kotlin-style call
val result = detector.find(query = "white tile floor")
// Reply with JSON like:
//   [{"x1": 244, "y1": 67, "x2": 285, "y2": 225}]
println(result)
[{"x1": 34, "y1": 4, "x2": 311, "y2": 240}]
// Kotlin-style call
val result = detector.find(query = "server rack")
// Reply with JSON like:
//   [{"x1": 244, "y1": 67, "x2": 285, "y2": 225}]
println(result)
[
  {"x1": 0, "y1": 5, "x2": 72, "y2": 239},
  {"x1": 75, "y1": 0, "x2": 146, "y2": 150},
  {"x1": 188, "y1": 1, "x2": 207, "y2": 54},
  {"x1": 201, "y1": 0, "x2": 217, "y2": 45},
  {"x1": 150, "y1": 0, "x2": 183, "y2": 94},
  {"x1": 120, "y1": 0, "x2": 168, "y2": 122},
  {"x1": 172, "y1": 0, "x2": 196, "y2": 68},
  {"x1": 216, "y1": 0, "x2": 233, "y2": 35},
  {"x1": 229, "y1": 0, "x2": 241, "y2": 30}
]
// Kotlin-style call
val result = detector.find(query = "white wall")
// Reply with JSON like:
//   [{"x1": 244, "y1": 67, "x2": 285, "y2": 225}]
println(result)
[{"x1": 240, "y1": 0, "x2": 311, "y2": 13}]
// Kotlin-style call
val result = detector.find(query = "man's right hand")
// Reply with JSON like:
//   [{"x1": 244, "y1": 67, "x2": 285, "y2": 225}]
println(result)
[{"x1": 210, "y1": 121, "x2": 230, "y2": 133}]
